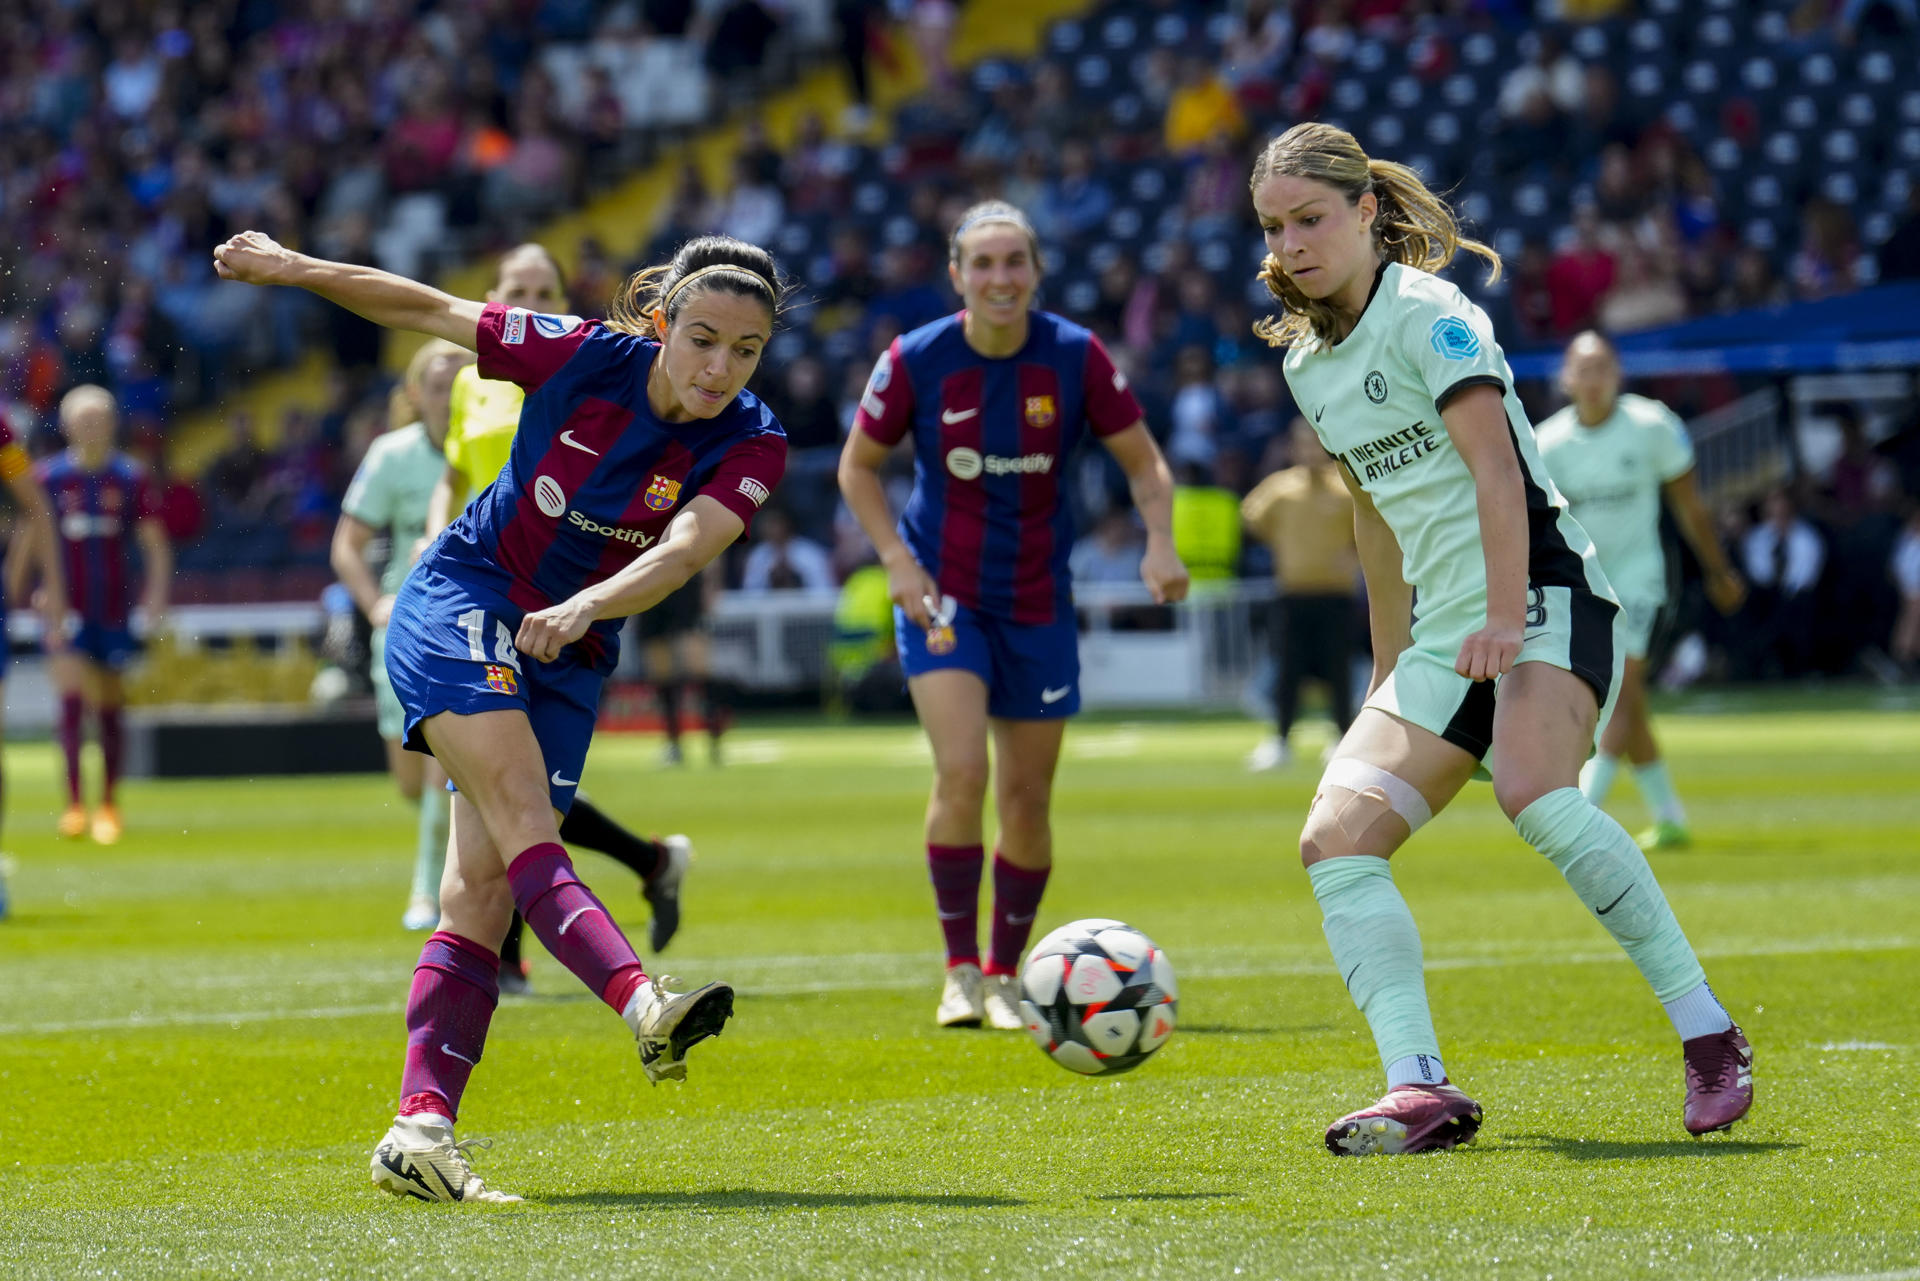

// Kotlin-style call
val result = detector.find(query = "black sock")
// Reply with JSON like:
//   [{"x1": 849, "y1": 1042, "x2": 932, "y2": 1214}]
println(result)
[
  {"x1": 657, "y1": 681, "x2": 681, "y2": 742},
  {"x1": 703, "y1": 677, "x2": 729, "y2": 741},
  {"x1": 560, "y1": 797, "x2": 665, "y2": 880},
  {"x1": 500, "y1": 913, "x2": 525, "y2": 969}
]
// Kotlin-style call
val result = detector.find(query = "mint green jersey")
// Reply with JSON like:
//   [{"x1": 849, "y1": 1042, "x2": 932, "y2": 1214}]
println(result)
[
  {"x1": 1535, "y1": 393, "x2": 1693, "y2": 607},
  {"x1": 341, "y1": 421, "x2": 444, "y2": 596},
  {"x1": 1281, "y1": 263, "x2": 1611, "y2": 649}
]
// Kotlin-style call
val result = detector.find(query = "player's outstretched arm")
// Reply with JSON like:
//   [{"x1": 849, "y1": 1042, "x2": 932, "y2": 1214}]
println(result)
[
  {"x1": 514, "y1": 496, "x2": 742, "y2": 663},
  {"x1": 1661, "y1": 468, "x2": 1746, "y2": 615},
  {"x1": 1441, "y1": 385, "x2": 1527, "y2": 682},
  {"x1": 329, "y1": 513, "x2": 392, "y2": 628},
  {"x1": 1101, "y1": 422, "x2": 1190, "y2": 605},
  {"x1": 1341, "y1": 464, "x2": 1410, "y2": 696},
  {"x1": 3, "y1": 469, "x2": 68, "y2": 651},
  {"x1": 212, "y1": 231, "x2": 484, "y2": 351},
  {"x1": 838, "y1": 427, "x2": 937, "y2": 629}
]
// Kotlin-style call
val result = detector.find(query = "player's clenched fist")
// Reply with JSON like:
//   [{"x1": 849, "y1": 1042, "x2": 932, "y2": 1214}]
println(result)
[
  {"x1": 1139, "y1": 538, "x2": 1190, "y2": 605},
  {"x1": 1454, "y1": 621, "x2": 1522, "y2": 682},
  {"x1": 515, "y1": 597, "x2": 595, "y2": 664},
  {"x1": 213, "y1": 230, "x2": 300, "y2": 286}
]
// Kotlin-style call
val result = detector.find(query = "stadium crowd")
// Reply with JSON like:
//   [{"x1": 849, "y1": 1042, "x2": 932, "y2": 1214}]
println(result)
[{"x1": 1, "y1": 0, "x2": 1917, "y2": 681}]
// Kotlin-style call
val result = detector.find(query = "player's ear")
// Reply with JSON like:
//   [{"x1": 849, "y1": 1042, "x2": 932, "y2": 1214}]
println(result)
[
  {"x1": 651, "y1": 307, "x2": 668, "y2": 337},
  {"x1": 947, "y1": 258, "x2": 962, "y2": 296}
]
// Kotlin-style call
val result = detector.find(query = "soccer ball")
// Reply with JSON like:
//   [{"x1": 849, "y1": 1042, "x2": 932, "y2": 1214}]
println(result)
[{"x1": 1018, "y1": 918, "x2": 1177, "y2": 1076}]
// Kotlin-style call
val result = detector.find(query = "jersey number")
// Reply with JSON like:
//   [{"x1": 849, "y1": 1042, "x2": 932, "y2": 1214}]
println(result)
[{"x1": 457, "y1": 609, "x2": 522, "y2": 672}]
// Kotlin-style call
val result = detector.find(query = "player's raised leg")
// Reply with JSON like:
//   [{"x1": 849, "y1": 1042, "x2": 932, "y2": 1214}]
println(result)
[
  {"x1": 1493, "y1": 662, "x2": 1750, "y2": 1135},
  {"x1": 556, "y1": 797, "x2": 686, "y2": 951},
  {"x1": 1308, "y1": 708, "x2": 1483, "y2": 1155},
  {"x1": 423, "y1": 707, "x2": 731, "y2": 1083},
  {"x1": 982, "y1": 716, "x2": 1066, "y2": 1030},
  {"x1": 909, "y1": 667, "x2": 993, "y2": 1028}
]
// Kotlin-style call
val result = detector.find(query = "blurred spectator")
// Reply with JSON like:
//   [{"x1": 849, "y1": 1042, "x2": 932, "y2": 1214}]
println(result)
[
  {"x1": 1791, "y1": 197, "x2": 1864, "y2": 300},
  {"x1": 1892, "y1": 508, "x2": 1920, "y2": 671},
  {"x1": 1547, "y1": 207, "x2": 1618, "y2": 335},
  {"x1": 1164, "y1": 56, "x2": 1246, "y2": 157},
  {"x1": 1037, "y1": 140, "x2": 1114, "y2": 243},
  {"x1": 1167, "y1": 346, "x2": 1229, "y2": 470},
  {"x1": 1222, "y1": 2, "x2": 1291, "y2": 110},
  {"x1": 1070, "y1": 509, "x2": 1146, "y2": 584},
  {"x1": 1598, "y1": 246, "x2": 1688, "y2": 333},
  {"x1": 205, "y1": 413, "x2": 266, "y2": 517},
  {"x1": 741, "y1": 506, "x2": 835, "y2": 592},
  {"x1": 1737, "y1": 490, "x2": 1827, "y2": 678},
  {"x1": 706, "y1": 0, "x2": 781, "y2": 80}
]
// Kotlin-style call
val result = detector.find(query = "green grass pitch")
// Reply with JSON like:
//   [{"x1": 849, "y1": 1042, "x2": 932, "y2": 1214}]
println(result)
[{"x1": 2, "y1": 694, "x2": 1917, "y2": 1279}]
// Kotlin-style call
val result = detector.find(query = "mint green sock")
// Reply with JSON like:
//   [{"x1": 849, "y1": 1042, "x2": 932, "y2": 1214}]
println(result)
[
  {"x1": 1515, "y1": 787, "x2": 1706, "y2": 1002},
  {"x1": 1632, "y1": 760, "x2": 1686, "y2": 825},
  {"x1": 410, "y1": 786, "x2": 450, "y2": 904},
  {"x1": 1307, "y1": 856, "x2": 1442, "y2": 1074},
  {"x1": 1579, "y1": 752, "x2": 1620, "y2": 805}
]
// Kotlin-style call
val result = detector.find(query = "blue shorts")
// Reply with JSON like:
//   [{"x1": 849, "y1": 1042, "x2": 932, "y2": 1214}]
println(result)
[
  {"x1": 70, "y1": 620, "x2": 141, "y2": 670},
  {"x1": 384, "y1": 564, "x2": 603, "y2": 815},
  {"x1": 895, "y1": 600, "x2": 1080, "y2": 720}
]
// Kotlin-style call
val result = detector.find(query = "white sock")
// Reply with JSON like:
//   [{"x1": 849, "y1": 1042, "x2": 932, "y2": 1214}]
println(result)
[
  {"x1": 1580, "y1": 752, "x2": 1621, "y2": 805},
  {"x1": 1633, "y1": 760, "x2": 1687, "y2": 825},
  {"x1": 1385, "y1": 1053, "x2": 1446, "y2": 1090},
  {"x1": 1663, "y1": 981, "x2": 1733, "y2": 1040}
]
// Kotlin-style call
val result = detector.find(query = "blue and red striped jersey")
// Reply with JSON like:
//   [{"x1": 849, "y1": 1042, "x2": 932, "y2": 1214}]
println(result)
[
  {"x1": 38, "y1": 451, "x2": 159, "y2": 627},
  {"x1": 429, "y1": 303, "x2": 787, "y2": 668},
  {"x1": 852, "y1": 310, "x2": 1142, "y2": 624}
]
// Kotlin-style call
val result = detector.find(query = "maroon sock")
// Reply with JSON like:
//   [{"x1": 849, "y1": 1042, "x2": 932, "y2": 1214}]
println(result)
[
  {"x1": 58, "y1": 694, "x2": 84, "y2": 805},
  {"x1": 986, "y1": 852, "x2": 1050, "y2": 976},
  {"x1": 397, "y1": 931, "x2": 499, "y2": 1123},
  {"x1": 927, "y1": 843, "x2": 983, "y2": 967},
  {"x1": 99, "y1": 706, "x2": 123, "y2": 804},
  {"x1": 506, "y1": 843, "x2": 647, "y2": 1011}
]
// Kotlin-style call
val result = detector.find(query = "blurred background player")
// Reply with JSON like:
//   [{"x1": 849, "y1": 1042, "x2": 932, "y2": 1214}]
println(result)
[
  {"x1": 0, "y1": 406, "x2": 69, "y2": 868},
  {"x1": 214, "y1": 227, "x2": 788, "y2": 1204},
  {"x1": 637, "y1": 561, "x2": 726, "y2": 766},
  {"x1": 37, "y1": 387, "x2": 171, "y2": 846},
  {"x1": 1241, "y1": 416, "x2": 1359, "y2": 772},
  {"x1": 1251, "y1": 124, "x2": 1751, "y2": 1155},
  {"x1": 839, "y1": 200, "x2": 1189, "y2": 1032},
  {"x1": 333, "y1": 339, "x2": 474, "y2": 931},
  {"x1": 427, "y1": 243, "x2": 697, "y2": 985},
  {"x1": 1536, "y1": 332, "x2": 1747, "y2": 851}
]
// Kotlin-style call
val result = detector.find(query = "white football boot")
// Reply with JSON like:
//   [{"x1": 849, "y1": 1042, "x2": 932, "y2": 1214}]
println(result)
[
  {"x1": 982, "y1": 973, "x2": 1025, "y2": 1030},
  {"x1": 401, "y1": 895, "x2": 439, "y2": 932},
  {"x1": 370, "y1": 1114, "x2": 522, "y2": 1204},
  {"x1": 622, "y1": 973, "x2": 735, "y2": 1084},
  {"x1": 936, "y1": 962, "x2": 986, "y2": 1028}
]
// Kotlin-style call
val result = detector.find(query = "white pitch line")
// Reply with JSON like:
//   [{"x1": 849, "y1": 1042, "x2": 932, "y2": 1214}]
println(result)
[
  {"x1": 1784, "y1": 1270, "x2": 1920, "y2": 1281},
  {"x1": 1, "y1": 936, "x2": 1910, "y2": 1038}
]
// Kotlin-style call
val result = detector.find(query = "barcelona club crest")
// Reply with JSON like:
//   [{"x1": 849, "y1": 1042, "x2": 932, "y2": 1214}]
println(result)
[
  {"x1": 644, "y1": 474, "x2": 682, "y2": 512},
  {"x1": 485, "y1": 664, "x2": 518, "y2": 696},
  {"x1": 1023, "y1": 395, "x2": 1057, "y2": 429}
]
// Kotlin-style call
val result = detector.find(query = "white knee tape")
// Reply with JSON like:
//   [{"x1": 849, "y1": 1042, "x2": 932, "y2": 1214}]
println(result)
[{"x1": 1318, "y1": 758, "x2": 1434, "y2": 834}]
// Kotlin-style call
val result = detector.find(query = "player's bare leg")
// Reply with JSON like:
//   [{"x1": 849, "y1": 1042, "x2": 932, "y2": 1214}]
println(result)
[
  {"x1": 910, "y1": 669, "x2": 992, "y2": 1026},
  {"x1": 1309, "y1": 709, "x2": 1482, "y2": 1154},
  {"x1": 90, "y1": 669, "x2": 126, "y2": 844},
  {"x1": 645, "y1": 637, "x2": 684, "y2": 765},
  {"x1": 49, "y1": 652, "x2": 91, "y2": 838},
  {"x1": 1494, "y1": 662, "x2": 1749, "y2": 1135},
  {"x1": 1582, "y1": 658, "x2": 1690, "y2": 849},
  {"x1": 980, "y1": 716, "x2": 1066, "y2": 1029}
]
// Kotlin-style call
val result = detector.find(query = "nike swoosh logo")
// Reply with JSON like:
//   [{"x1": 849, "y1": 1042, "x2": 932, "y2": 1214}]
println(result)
[
  {"x1": 559, "y1": 430, "x2": 599, "y2": 455},
  {"x1": 558, "y1": 905, "x2": 602, "y2": 935},
  {"x1": 1343, "y1": 962, "x2": 1363, "y2": 988},
  {"x1": 941, "y1": 408, "x2": 978, "y2": 424},
  {"x1": 551, "y1": 770, "x2": 578, "y2": 787},
  {"x1": 1595, "y1": 884, "x2": 1635, "y2": 916},
  {"x1": 439, "y1": 1043, "x2": 478, "y2": 1066},
  {"x1": 1523, "y1": 631, "x2": 1548, "y2": 642},
  {"x1": 1040, "y1": 685, "x2": 1070, "y2": 704},
  {"x1": 1314, "y1": 405, "x2": 1326, "y2": 423}
]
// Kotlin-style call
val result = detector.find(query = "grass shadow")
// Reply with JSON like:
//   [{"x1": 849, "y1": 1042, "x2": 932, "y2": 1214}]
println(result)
[
  {"x1": 541, "y1": 1189, "x2": 1025, "y2": 1211},
  {"x1": 1178, "y1": 1023, "x2": 1334, "y2": 1036},
  {"x1": 1501, "y1": 1133, "x2": 1800, "y2": 1160}
]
